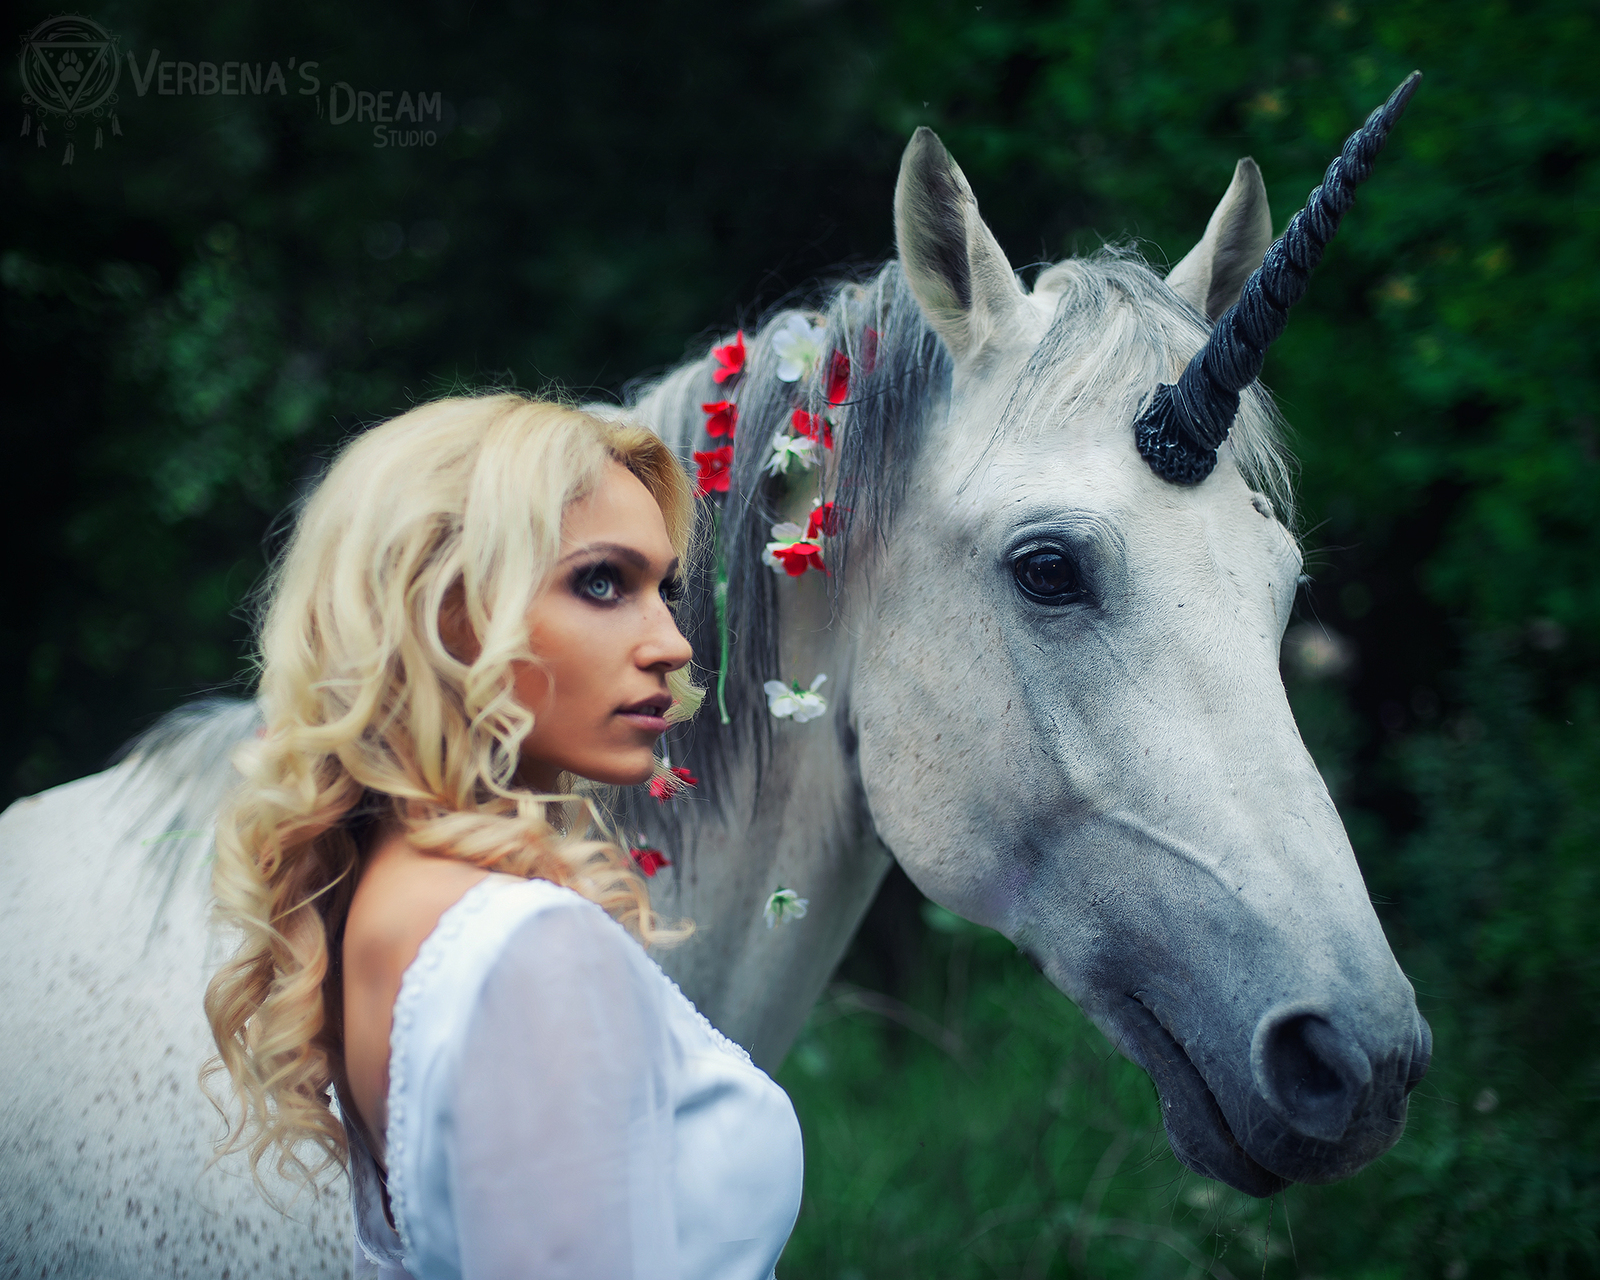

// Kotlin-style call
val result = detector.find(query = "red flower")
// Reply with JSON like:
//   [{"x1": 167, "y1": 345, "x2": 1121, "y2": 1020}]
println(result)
[
  {"x1": 806, "y1": 501, "x2": 839, "y2": 540},
  {"x1": 701, "y1": 400, "x2": 738, "y2": 438},
  {"x1": 860, "y1": 327, "x2": 880, "y2": 375},
  {"x1": 648, "y1": 765, "x2": 699, "y2": 801},
  {"x1": 771, "y1": 541, "x2": 825, "y2": 577},
  {"x1": 711, "y1": 331, "x2": 746, "y2": 384},
  {"x1": 693, "y1": 445, "x2": 734, "y2": 497},
  {"x1": 791, "y1": 409, "x2": 833, "y2": 450},
  {"x1": 631, "y1": 847, "x2": 671, "y2": 877},
  {"x1": 825, "y1": 351, "x2": 850, "y2": 405}
]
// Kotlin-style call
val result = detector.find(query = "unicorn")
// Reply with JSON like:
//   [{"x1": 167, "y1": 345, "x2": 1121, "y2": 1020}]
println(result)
[{"x1": 0, "y1": 75, "x2": 1427, "y2": 1276}]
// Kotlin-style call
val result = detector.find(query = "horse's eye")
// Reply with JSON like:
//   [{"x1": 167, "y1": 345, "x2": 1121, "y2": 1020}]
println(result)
[{"x1": 1012, "y1": 548, "x2": 1083, "y2": 605}]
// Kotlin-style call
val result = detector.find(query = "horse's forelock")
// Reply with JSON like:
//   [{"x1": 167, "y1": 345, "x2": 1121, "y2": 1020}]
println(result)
[{"x1": 1006, "y1": 248, "x2": 1296, "y2": 525}]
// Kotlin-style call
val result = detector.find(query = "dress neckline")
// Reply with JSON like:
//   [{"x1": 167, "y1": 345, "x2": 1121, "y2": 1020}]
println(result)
[{"x1": 383, "y1": 872, "x2": 522, "y2": 1262}]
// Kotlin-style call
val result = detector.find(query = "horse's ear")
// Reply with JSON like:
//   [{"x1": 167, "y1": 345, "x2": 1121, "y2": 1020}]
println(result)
[
  {"x1": 894, "y1": 127, "x2": 1025, "y2": 360},
  {"x1": 1166, "y1": 158, "x2": 1273, "y2": 323}
]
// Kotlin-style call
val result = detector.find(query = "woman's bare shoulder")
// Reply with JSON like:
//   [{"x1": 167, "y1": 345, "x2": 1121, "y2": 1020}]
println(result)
[{"x1": 345, "y1": 836, "x2": 502, "y2": 968}]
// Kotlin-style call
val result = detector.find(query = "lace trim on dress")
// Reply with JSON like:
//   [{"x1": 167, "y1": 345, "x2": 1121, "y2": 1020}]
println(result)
[
  {"x1": 656, "y1": 964, "x2": 753, "y2": 1065},
  {"x1": 383, "y1": 874, "x2": 507, "y2": 1266}
]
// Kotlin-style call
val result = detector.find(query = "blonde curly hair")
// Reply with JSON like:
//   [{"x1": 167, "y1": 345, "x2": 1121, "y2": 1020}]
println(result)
[{"x1": 203, "y1": 394, "x2": 699, "y2": 1193}]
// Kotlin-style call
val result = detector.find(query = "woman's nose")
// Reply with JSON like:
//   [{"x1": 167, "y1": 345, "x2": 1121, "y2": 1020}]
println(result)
[{"x1": 641, "y1": 598, "x2": 694, "y2": 672}]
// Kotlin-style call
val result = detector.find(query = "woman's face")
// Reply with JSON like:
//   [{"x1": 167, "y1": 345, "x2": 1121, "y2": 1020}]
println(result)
[{"x1": 515, "y1": 462, "x2": 693, "y2": 791}]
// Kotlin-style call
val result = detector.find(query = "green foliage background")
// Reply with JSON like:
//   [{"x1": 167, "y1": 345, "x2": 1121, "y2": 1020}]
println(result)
[{"x1": 5, "y1": 0, "x2": 1595, "y2": 1275}]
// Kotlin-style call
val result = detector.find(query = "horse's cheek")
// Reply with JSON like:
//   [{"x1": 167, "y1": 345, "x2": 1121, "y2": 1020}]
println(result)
[{"x1": 853, "y1": 560, "x2": 1022, "y2": 926}]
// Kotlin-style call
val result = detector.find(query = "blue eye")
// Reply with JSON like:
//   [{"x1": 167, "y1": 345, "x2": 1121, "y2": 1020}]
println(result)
[{"x1": 579, "y1": 566, "x2": 622, "y2": 603}]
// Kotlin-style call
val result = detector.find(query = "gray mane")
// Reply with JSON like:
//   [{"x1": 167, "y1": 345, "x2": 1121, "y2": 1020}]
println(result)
[
  {"x1": 613, "y1": 261, "x2": 951, "y2": 852},
  {"x1": 111, "y1": 696, "x2": 263, "y2": 936}
]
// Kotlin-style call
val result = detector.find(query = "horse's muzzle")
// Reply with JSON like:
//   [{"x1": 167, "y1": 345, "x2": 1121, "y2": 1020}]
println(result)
[{"x1": 1118, "y1": 990, "x2": 1431, "y2": 1195}]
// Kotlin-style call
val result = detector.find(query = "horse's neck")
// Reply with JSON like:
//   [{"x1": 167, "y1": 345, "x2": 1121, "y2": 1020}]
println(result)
[
  {"x1": 650, "y1": 725, "x2": 891, "y2": 1068},
  {"x1": 627, "y1": 368, "x2": 894, "y2": 1069}
]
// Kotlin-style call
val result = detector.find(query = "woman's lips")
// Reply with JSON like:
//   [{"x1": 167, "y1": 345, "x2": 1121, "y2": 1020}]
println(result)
[{"x1": 617, "y1": 698, "x2": 670, "y2": 734}]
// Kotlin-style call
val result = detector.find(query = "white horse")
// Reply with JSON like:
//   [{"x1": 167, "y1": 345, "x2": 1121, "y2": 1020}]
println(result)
[{"x1": 0, "y1": 82, "x2": 1430, "y2": 1277}]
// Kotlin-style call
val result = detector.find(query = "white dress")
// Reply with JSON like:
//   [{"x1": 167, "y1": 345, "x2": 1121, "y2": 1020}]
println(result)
[{"x1": 341, "y1": 875, "x2": 804, "y2": 1280}]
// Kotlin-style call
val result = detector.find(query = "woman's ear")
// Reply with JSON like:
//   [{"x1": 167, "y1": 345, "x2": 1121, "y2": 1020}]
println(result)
[{"x1": 438, "y1": 581, "x2": 481, "y2": 664}]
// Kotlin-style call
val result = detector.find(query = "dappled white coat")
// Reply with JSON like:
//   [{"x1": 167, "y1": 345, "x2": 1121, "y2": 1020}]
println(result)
[{"x1": 0, "y1": 758, "x2": 351, "y2": 1275}]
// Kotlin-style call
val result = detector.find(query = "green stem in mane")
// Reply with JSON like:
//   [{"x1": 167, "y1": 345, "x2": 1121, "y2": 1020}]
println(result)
[{"x1": 712, "y1": 504, "x2": 731, "y2": 726}]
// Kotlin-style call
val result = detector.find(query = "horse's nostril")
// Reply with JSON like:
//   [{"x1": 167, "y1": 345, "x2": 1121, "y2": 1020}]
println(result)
[
  {"x1": 1251, "y1": 1010, "x2": 1373, "y2": 1143},
  {"x1": 1282, "y1": 1020, "x2": 1344, "y2": 1097}
]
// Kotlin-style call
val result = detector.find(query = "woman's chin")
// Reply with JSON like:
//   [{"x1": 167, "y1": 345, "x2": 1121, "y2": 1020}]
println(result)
[
  {"x1": 521, "y1": 744, "x2": 657, "y2": 791},
  {"x1": 577, "y1": 754, "x2": 658, "y2": 789}
]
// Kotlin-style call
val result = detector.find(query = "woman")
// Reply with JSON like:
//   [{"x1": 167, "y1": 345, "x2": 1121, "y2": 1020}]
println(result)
[{"x1": 204, "y1": 395, "x2": 803, "y2": 1279}]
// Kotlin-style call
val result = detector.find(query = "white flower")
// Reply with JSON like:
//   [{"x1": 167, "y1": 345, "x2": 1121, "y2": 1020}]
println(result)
[
  {"x1": 763, "y1": 886, "x2": 810, "y2": 928},
  {"x1": 764, "y1": 430, "x2": 818, "y2": 475},
  {"x1": 771, "y1": 313, "x2": 826, "y2": 383},
  {"x1": 763, "y1": 673, "x2": 828, "y2": 722}
]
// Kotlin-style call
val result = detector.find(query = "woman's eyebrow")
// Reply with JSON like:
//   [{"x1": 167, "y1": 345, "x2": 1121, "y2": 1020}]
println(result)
[{"x1": 559, "y1": 543, "x2": 680, "y2": 579}]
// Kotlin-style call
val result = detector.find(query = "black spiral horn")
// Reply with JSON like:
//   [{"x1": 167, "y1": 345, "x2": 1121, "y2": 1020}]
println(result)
[{"x1": 1136, "y1": 71, "x2": 1422, "y2": 485}]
